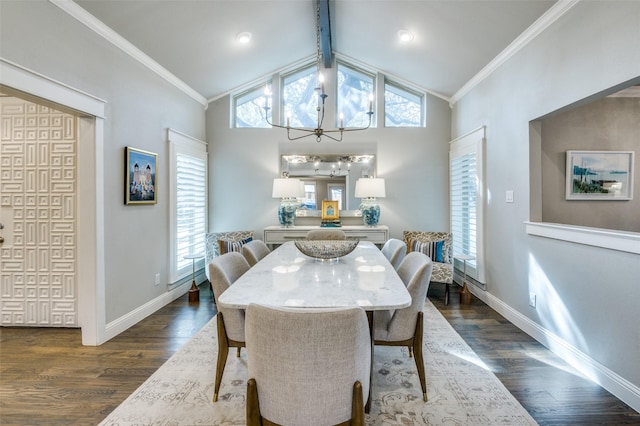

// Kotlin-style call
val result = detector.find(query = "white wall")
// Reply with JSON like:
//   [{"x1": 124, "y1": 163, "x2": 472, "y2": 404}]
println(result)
[
  {"x1": 206, "y1": 91, "x2": 451, "y2": 241},
  {"x1": 452, "y1": 1, "x2": 640, "y2": 409},
  {"x1": 0, "y1": 1, "x2": 206, "y2": 324}
]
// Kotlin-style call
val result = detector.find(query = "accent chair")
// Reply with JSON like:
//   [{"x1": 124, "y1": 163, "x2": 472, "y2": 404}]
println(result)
[
  {"x1": 204, "y1": 230, "x2": 254, "y2": 281},
  {"x1": 403, "y1": 230, "x2": 453, "y2": 304}
]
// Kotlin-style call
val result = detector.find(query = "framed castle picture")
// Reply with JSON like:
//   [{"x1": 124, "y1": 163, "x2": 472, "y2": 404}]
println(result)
[{"x1": 125, "y1": 146, "x2": 158, "y2": 205}]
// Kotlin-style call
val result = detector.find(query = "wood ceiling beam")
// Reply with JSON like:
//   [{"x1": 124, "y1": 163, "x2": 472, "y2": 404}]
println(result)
[{"x1": 318, "y1": 0, "x2": 332, "y2": 68}]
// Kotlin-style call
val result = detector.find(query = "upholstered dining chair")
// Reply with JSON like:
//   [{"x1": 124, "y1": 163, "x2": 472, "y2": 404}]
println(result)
[
  {"x1": 245, "y1": 304, "x2": 371, "y2": 426},
  {"x1": 241, "y1": 240, "x2": 271, "y2": 266},
  {"x1": 204, "y1": 230, "x2": 254, "y2": 282},
  {"x1": 208, "y1": 252, "x2": 251, "y2": 402},
  {"x1": 306, "y1": 229, "x2": 347, "y2": 240},
  {"x1": 381, "y1": 238, "x2": 407, "y2": 270},
  {"x1": 374, "y1": 251, "x2": 433, "y2": 402}
]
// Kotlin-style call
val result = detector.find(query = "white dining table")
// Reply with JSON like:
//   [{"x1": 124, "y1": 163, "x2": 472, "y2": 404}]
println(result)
[
  {"x1": 217, "y1": 240, "x2": 410, "y2": 311},
  {"x1": 217, "y1": 240, "x2": 411, "y2": 412}
]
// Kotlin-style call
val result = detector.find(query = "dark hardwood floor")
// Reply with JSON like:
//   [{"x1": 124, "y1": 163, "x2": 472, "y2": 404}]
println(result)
[{"x1": 1, "y1": 283, "x2": 637, "y2": 425}]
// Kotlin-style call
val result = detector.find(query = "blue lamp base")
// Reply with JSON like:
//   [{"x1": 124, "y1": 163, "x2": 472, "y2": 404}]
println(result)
[
  {"x1": 360, "y1": 199, "x2": 380, "y2": 226},
  {"x1": 278, "y1": 200, "x2": 298, "y2": 227}
]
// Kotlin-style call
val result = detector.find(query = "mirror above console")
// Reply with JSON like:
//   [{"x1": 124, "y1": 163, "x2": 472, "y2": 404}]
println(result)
[{"x1": 280, "y1": 154, "x2": 376, "y2": 216}]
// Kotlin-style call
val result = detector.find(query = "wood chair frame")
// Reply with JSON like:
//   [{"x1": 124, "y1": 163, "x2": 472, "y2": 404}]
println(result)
[
  {"x1": 213, "y1": 312, "x2": 244, "y2": 402},
  {"x1": 374, "y1": 311, "x2": 426, "y2": 401},
  {"x1": 246, "y1": 378, "x2": 365, "y2": 426}
]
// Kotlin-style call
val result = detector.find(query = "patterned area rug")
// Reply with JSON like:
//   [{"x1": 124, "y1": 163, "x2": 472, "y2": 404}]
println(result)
[{"x1": 100, "y1": 299, "x2": 538, "y2": 425}]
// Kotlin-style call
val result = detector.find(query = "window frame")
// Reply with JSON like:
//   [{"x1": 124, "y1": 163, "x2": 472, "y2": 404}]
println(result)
[
  {"x1": 384, "y1": 78, "x2": 425, "y2": 127},
  {"x1": 232, "y1": 82, "x2": 271, "y2": 128},
  {"x1": 336, "y1": 61, "x2": 376, "y2": 128},
  {"x1": 449, "y1": 126, "x2": 486, "y2": 283},
  {"x1": 280, "y1": 62, "x2": 319, "y2": 128},
  {"x1": 168, "y1": 128, "x2": 208, "y2": 284}
]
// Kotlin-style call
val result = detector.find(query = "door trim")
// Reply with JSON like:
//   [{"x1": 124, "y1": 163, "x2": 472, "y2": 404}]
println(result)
[{"x1": 1, "y1": 58, "x2": 105, "y2": 345}]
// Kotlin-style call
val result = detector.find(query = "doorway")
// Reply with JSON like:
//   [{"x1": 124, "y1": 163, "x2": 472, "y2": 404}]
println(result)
[
  {"x1": 1, "y1": 59, "x2": 105, "y2": 345},
  {"x1": 0, "y1": 95, "x2": 79, "y2": 326}
]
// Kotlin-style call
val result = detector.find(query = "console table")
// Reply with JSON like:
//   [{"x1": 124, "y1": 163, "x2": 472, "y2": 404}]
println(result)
[{"x1": 264, "y1": 225, "x2": 389, "y2": 248}]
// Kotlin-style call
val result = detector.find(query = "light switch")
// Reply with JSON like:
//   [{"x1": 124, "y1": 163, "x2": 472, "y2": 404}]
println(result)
[{"x1": 506, "y1": 190, "x2": 514, "y2": 203}]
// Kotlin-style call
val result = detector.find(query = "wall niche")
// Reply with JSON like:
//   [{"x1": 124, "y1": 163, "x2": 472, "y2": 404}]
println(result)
[{"x1": 530, "y1": 78, "x2": 640, "y2": 233}]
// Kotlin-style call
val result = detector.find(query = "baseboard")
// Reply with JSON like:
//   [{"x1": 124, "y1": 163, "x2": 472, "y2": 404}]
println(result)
[
  {"x1": 468, "y1": 286, "x2": 640, "y2": 413},
  {"x1": 103, "y1": 280, "x2": 193, "y2": 343}
]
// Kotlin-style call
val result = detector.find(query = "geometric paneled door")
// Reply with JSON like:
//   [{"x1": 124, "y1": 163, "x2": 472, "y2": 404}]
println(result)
[{"x1": 0, "y1": 96, "x2": 78, "y2": 327}]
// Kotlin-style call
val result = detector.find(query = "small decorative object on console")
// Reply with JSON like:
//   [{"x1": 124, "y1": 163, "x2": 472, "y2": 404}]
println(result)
[{"x1": 294, "y1": 240, "x2": 359, "y2": 260}]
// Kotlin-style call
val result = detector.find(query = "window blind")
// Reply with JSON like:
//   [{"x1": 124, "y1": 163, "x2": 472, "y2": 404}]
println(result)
[
  {"x1": 176, "y1": 153, "x2": 206, "y2": 272},
  {"x1": 449, "y1": 126, "x2": 485, "y2": 283},
  {"x1": 168, "y1": 129, "x2": 208, "y2": 284}
]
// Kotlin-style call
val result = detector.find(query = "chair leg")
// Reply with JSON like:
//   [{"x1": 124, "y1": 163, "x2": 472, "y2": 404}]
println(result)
[
  {"x1": 213, "y1": 313, "x2": 229, "y2": 402},
  {"x1": 351, "y1": 381, "x2": 365, "y2": 426},
  {"x1": 408, "y1": 346, "x2": 413, "y2": 358},
  {"x1": 246, "y1": 378, "x2": 262, "y2": 426},
  {"x1": 237, "y1": 347, "x2": 241, "y2": 357},
  {"x1": 413, "y1": 312, "x2": 427, "y2": 402}
]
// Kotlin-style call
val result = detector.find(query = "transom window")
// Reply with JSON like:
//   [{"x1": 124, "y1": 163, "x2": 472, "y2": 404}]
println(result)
[
  {"x1": 234, "y1": 84, "x2": 270, "y2": 128},
  {"x1": 231, "y1": 60, "x2": 425, "y2": 129},
  {"x1": 282, "y1": 64, "x2": 319, "y2": 127},
  {"x1": 336, "y1": 62, "x2": 375, "y2": 128},
  {"x1": 384, "y1": 80, "x2": 424, "y2": 127}
]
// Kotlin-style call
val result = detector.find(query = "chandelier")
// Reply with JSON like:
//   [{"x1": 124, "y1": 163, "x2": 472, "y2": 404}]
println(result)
[{"x1": 263, "y1": 0, "x2": 373, "y2": 143}]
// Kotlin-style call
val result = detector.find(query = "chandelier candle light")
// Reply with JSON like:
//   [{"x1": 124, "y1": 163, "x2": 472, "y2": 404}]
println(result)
[
  {"x1": 262, "y1": 0, "x2": 373, "y2": 143},
  {"x1": 272, "y1": 178, "x2": 302, "y2": 227},
  {"x1": 355, "y1": 177, "x2": 386, "y2": 226}
]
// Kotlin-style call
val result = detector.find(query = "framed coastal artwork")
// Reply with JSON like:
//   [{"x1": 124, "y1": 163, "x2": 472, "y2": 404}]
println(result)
[
  {"x1": 125, "y1": 146, "x2": 158, "y2": 205},
  {"x1": 566, "y1": 150, "x2": 634, "y2": 200}
]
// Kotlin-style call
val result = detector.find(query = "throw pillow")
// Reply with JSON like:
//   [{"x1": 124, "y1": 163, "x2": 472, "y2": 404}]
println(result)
[
  {"x1": 218, "y1": 237, "x2": 253, "y2": 255},
  {"x1": 408, "y1": 238, "x2": 444, "y2": 263}
]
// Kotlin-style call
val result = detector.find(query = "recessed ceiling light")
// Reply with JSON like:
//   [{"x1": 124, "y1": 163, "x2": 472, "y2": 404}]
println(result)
[
  {"x1": 236, "y1": 32, "x2": 252, "y2": 44},
  {"x1": 398, "y1": 30, "x2": 414, "y2": 42}
]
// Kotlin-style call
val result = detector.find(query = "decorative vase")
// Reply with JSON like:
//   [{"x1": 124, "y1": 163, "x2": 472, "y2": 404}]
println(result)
[
  {"x1": 359, "y1": 198, "x2": 380, "y2": 226},
  {"x1": 278, "y1": 199, "x2": 299, "y2": 227}
]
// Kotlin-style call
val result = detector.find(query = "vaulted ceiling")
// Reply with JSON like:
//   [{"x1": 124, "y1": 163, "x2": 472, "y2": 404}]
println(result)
[{"x1": 74, "y1": 0, "x2": 556, "y2": 102}]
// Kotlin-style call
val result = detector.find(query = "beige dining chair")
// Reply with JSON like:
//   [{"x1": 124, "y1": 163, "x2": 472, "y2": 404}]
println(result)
[
  {"x1": 381, "y1": 238, "x2": 407, "y2": 270},
  {"x1": 241, "y1": 239, "x2": 271, "y2": 266},
  {"x1": 208, "y1": 252, "x2": 251, "y2": 402},
  {"x1": 373, "y1": 251, "x2": 433, "y2": 402},
  {"x1": 306, "y1": 229, "x2": 347, "y2": 240},
  {"x1": 245, "y1": 304, "x2": 370, "y2": 426}
]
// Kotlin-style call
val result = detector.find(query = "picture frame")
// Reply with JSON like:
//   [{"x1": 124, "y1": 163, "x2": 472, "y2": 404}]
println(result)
[
  {"x1": 321, "y1": 200, "x2": 340, "y2": 220},
  {"x1": 125, "y1": 146, "x2": 158, "y2": 205},
  {"x1": 566, "y1": 150, "x2": 634, "y2": 200}
]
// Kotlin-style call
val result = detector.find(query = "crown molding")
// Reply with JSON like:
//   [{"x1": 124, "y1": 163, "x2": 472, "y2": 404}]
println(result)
[
  {"x1": 49, "y1": 0, "x2": 207, "y2": 107},
  {"x1": 450, "y1": 0, "x2": 580, "y2": 106}
]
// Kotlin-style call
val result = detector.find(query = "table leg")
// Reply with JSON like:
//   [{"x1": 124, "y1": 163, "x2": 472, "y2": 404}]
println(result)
[{"x1": 365, "y1": 310, "x2": 373, "y2": 414}]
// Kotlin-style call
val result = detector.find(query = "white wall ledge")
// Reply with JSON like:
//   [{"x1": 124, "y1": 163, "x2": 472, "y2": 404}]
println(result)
[{"x1": 525, "y1": 222, "x2": 640, "y2": 255}]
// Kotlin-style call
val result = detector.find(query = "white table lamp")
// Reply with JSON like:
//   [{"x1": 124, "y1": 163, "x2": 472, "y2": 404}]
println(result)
[
  {"x1": 355, "y1": 178, "x2": 385, "y2": 226},
  {"x1": 272, "y1": 178, "x2": 302, "y2": 227}
]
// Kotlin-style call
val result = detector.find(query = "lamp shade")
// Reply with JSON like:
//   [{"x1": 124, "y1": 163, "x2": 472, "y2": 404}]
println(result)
[
  {"x1": 354, "y1": 178, "x2": 385, "y2": 198},
  {"x1": 272, "y1": 178, "x2": 302, "y2": 198}
]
